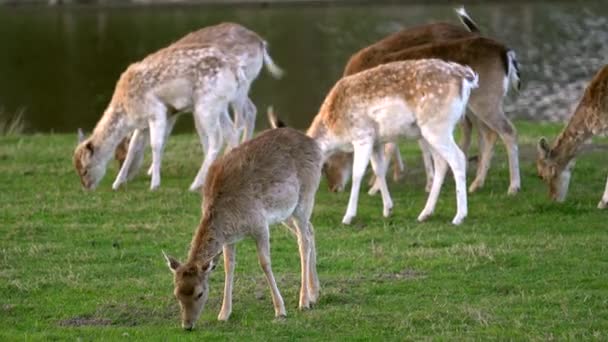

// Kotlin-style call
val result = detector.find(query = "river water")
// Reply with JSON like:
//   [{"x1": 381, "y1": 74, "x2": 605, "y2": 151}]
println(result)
[{"x1": 0, "y1": 1, "x2": 607, "y2": 133}]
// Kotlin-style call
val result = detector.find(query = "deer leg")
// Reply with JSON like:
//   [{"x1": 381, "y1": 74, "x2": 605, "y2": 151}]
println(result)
[
  {"x1": 242, "y1": 97, "x2": 257, "y2": 142},
  {"x1": 459, "y1": 114, "x2": 473, "y2": 157},
  {"x1": 342, "y1": 139, "x2": 373, "y2": 225},
  {"x1": 189, "y1": 105, "x2": 223, "y2": 192},
  {"x1": 423, "y1": 130, "x2": 468, "y2": 225},
  {"x1": 290, "y1": 215, "x2": 313, "y2": 309},
  {"x1": 147, "y1": 113, "x2": 179, "y2": 177},
  {"x1": 417, "y1": 143, "x2": 449, "y2": 223},
  {"x1": 127, "y1": 128, "x2": 148, "y2": 181},
  {"x1": 112, "y1": 129, "x2": 145, "y2": 190},
  {"x1": 370, "y1": 144, "x2": 393, "y2": 218},
  {"x1": 369, "y1": 142, "x2": 400, "y2": 196},
  {"x1": 418, "y1": 139, "x2": 434, "y2": 193},
  {"x1": 254, "y1": 228, "x2": 286, "y2": 318},
  {"x1": 148, "y1": 109, "x2": 168, "y2": 191},
  {"x1": 218, "y1": 243, "x2": 236, "y2": 321},
  {"x1": 220, "y1": 109, "x2": 239, "y2": 153},
  {"x1": 470, "y1": 101, "x2": 520, "y2": 195},
  {"x1": 469, "y1": 120, "x2": 498, "y2": 193},
  {"x1": 598, "y1": 173, "x2": 608, "y2": 209}
]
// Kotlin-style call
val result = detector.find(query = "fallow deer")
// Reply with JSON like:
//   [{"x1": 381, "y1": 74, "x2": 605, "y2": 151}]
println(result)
[
  {"x1": 114, "y1": 23, "x2": 283, "y2": 183},
  {"x1": 304, "y1": 59, "x2": 478, "y2": 225},
  {"x1": 326, "y1": 8, "x2": 521, "y2": 196},
  {"x1": 164, "y1": 127, "x2": 321, "y2": 330},
  {"x1": 537, "y1": 64, "x2": 608, "y2": 207},
  {"x1": 74, "y1": 44, "x2": 245, "y2": 191}
]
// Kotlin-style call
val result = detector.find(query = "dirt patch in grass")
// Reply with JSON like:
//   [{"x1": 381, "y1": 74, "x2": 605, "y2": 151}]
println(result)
[
  {"x1": 379, "y1": 268, "x2": 427, "y2": 280},
  {"x1": 58, "y1": 302, "x2": 177, "y2": 327},
  {"x1": 58, "y1": 317, "x2": 112, "y2": 327}
]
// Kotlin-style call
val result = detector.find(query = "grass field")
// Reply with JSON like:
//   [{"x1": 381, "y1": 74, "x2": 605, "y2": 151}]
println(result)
[{"x1": 1, "y1": 121, "x2": 607, "y2": 340}]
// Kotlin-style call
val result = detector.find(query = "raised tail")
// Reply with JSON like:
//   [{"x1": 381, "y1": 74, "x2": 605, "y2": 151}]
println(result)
[
  {"x1": 266, "y1": 106, "x2": 286, "y2": 129},
  {"x1": 262, "y1": 42, "x2": 284, "y2": 79},
  {"x1": 454, "y1": 6, "x2": 481, "y2": 33},
  {"x1": 506, "y1": 50, "x2": 521, "y2": 93},
  {"x1": 460, "y1": 65, "x2": 479, "y2": 100}
]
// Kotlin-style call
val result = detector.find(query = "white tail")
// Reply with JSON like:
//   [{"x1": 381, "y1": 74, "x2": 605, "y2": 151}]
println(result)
[
  {"x1": 262, "y1": 42, "x2": 284, "y2": 79},
  {"x1": 454, "y1": 6, "x2": 481, "y2": 33},
  {"x1": 507, "y1": 50, "x2": 521, "y2": 92}
]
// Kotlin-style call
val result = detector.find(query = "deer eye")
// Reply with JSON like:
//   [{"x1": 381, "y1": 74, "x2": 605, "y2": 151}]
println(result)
[{"x1": 196, "y1": 292, "x2": 203, "y2": 300}]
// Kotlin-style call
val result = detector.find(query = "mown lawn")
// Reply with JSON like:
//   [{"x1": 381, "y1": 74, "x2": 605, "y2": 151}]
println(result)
[{"x1": 0, "y1": 121, "x2": 607, "y2": 340}]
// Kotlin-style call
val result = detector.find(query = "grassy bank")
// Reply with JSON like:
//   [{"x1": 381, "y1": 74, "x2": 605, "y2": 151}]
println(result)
[{"x1": 1, "y1": 121, "x2": 607, "y2": 340}]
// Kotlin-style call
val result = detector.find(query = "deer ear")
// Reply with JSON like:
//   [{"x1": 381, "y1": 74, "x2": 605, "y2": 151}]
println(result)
[
  {"x1": 537, "y1": 137, "x2": 550, "y2": 157},
  {"x1": 162, "y1": 251, "x2": 181, "y2": 273},
  {"x1": 77, "y1": 128, "x2": 86, "y2": 143}
]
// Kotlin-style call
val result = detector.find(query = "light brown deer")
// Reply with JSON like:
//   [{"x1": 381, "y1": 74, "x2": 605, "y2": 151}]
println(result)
[
  {"x1": 303, "y1": 59, "x2": 478, "y2": 225},
  {"x1": 74, "y1": 44, "x2": 245, "y2": 191},
  {"x1": 114, "y1": 22, "x2": 283, "y2": 184},
  {"x1": 326, "y1": 8, "x2": 521, "y2": 196},
  {"x1": 537, "y1": 64, "x2": 608, "y2": 207},
  {"x1": 163, "y1": 127, "x2": 321, "y2": 330}
]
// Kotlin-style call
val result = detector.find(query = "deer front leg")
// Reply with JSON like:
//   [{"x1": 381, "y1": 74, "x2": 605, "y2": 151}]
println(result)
[
  {"x1": 254, "y1": 229, "x2": 286, "y2": 318},
  {"x1": 218, "y1": 243, "x2": 236, "y2": 321},
  {"x1": 342, "y1": 140, "x2": 373, "y2": 225},
  {"x1": 189, "y1": 107, "x2": 223, "y2": 192},
  {"x1": 148, "y1": 114, "x2": 168, "y2": 191},
  {"x1": 370, "y1": 144, "x2": 393, "y2": 218},
  {"x1": 147, "y1": 113, "x2": 179, "y2": 177},
  {"x1": 598, "y1": 173, "x2": 608, "y2": 209},
  {"x1": 112, "y1": 129, "x2": 145, "y2": 190}
]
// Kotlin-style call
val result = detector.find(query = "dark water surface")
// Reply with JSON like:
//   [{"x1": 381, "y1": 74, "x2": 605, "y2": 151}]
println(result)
[{"x1": 1, "y1": 1, "x2": 607, "y2": 133}]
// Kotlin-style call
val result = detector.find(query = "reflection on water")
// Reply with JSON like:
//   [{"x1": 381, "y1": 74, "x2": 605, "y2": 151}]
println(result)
[{"x1": 0, "y1": 2, "x2": 607, "y2": 133}]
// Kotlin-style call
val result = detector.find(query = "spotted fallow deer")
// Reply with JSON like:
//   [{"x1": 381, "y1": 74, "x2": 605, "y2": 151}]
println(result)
[
  {"x1": 74, "y1": 44, "x2": 245, "y2": 191},
  {"x1": 163, "y1": 127, "x2": 321, "y2": 330},
  {"x1": 537, "y1": 65, "x2": 608, "y2": 208},
  {"x1": 114, "y1": 22, "x2": 283, "y2": 183},
  {"x1": 325, "y1": 8, "x2": 521, "y2": 196},
  {"x1": 305, "y1": 59, "x2": 478, "y2": 225}
]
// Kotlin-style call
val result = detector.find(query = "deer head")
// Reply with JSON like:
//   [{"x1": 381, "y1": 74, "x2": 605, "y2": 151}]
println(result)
[
  {"x1": 164, "y1": 251, "x2": 215, "y2": 331},
  {"x1": 537, "y1": 137, "x2": 574, "y2": 202},
  {"x1": 73, "y1": 132, "x2": 106, "y2": 190}
]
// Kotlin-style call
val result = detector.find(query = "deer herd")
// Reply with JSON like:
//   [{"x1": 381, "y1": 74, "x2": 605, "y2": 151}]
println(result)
[{"x1": 72, "y1": 7, "x2": 608, "y2": 330}]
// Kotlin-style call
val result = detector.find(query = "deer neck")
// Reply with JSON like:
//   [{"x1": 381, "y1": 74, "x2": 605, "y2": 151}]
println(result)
[
  {"x1": 187, "y1": 213, "x2": 225, "y2": 265},
  {"x1": 89, "y1": 105, "x2": 132, "y2": 166},
  {"x1": 307, "y1": 112, "x2": 341, "y2": 162},
  {"x1": 551, "y1": 111, "x2": 594, "y2": 169}
]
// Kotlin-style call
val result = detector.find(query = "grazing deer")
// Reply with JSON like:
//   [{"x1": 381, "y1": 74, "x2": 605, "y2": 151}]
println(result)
[
  {"x1": 74, "y1": 44, "x2": 245, "y2": 191},
  {"x1": 303, "y1": 59, "x2": 478, "y2": 225},
  {"x1": 164, "y1": 127, "x2": 321, "y2": 330},
  {"x1": 537, "y1": 65, "x2": 608, "y2": 207},
  {"x1": 326, "y1": 8, "x2": 522, "y2": 196},
  {"x1": 115, "y1": 22, "x2": 283, "y2": 183}
]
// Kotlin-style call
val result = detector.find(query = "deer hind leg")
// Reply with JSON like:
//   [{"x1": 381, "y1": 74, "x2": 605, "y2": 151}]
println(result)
[
  {"x1": 419, "y1": 129, "x2": 468, "y2": 225},
  {"x1": 598, "y1": 173, "x2": 608, "y2": 209},
  {"x1": 254, "y1": 228, "x2": 286, "y2": 318},
  {"x1": 189, "y1": 103, "x2": 225, "y2": 192},
  {"x1": 468, "y1": 118, "x2": 498, "y2": 193},
  {"x1": 218, "y1": 243, "x2": 236, "y2": 321},
  {"x1": 112, "y1": 129, "x2": 146, "y2": 190},
  {"x1": 469, "y1": 101, "x2": 520, "y2": 195},
  {"x1": 342, "y1": 139, "x2": 374, "y2": 225},
  {"x1": 369, "y1": 144, "x2": 393, "y2": 218}
]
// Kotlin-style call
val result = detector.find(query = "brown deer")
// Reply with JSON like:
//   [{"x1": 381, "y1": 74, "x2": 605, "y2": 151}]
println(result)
[
  {"x1": 74, "y1": 44, "x2": 245, "y2": 191},
  {"x1": 163, "y1": 127, "x2": 321, "y2": 330},
  {"x1": 302, "y1": 59, "x2": 478, "y2": 225},
  {"x1": 114, "y1": 23, "x2": 283, "y2": 184},
  {"x1": 537, "y1": 64, "x2": 608, "y2": 207},
  {"x1": 326, "y1": 8, "x2": 521, "y2": 196}
]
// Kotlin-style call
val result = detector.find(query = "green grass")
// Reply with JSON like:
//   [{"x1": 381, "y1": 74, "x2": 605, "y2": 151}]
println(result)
[{"x1": 1, "y1": 121, "x2": 607, "y2": 340}]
